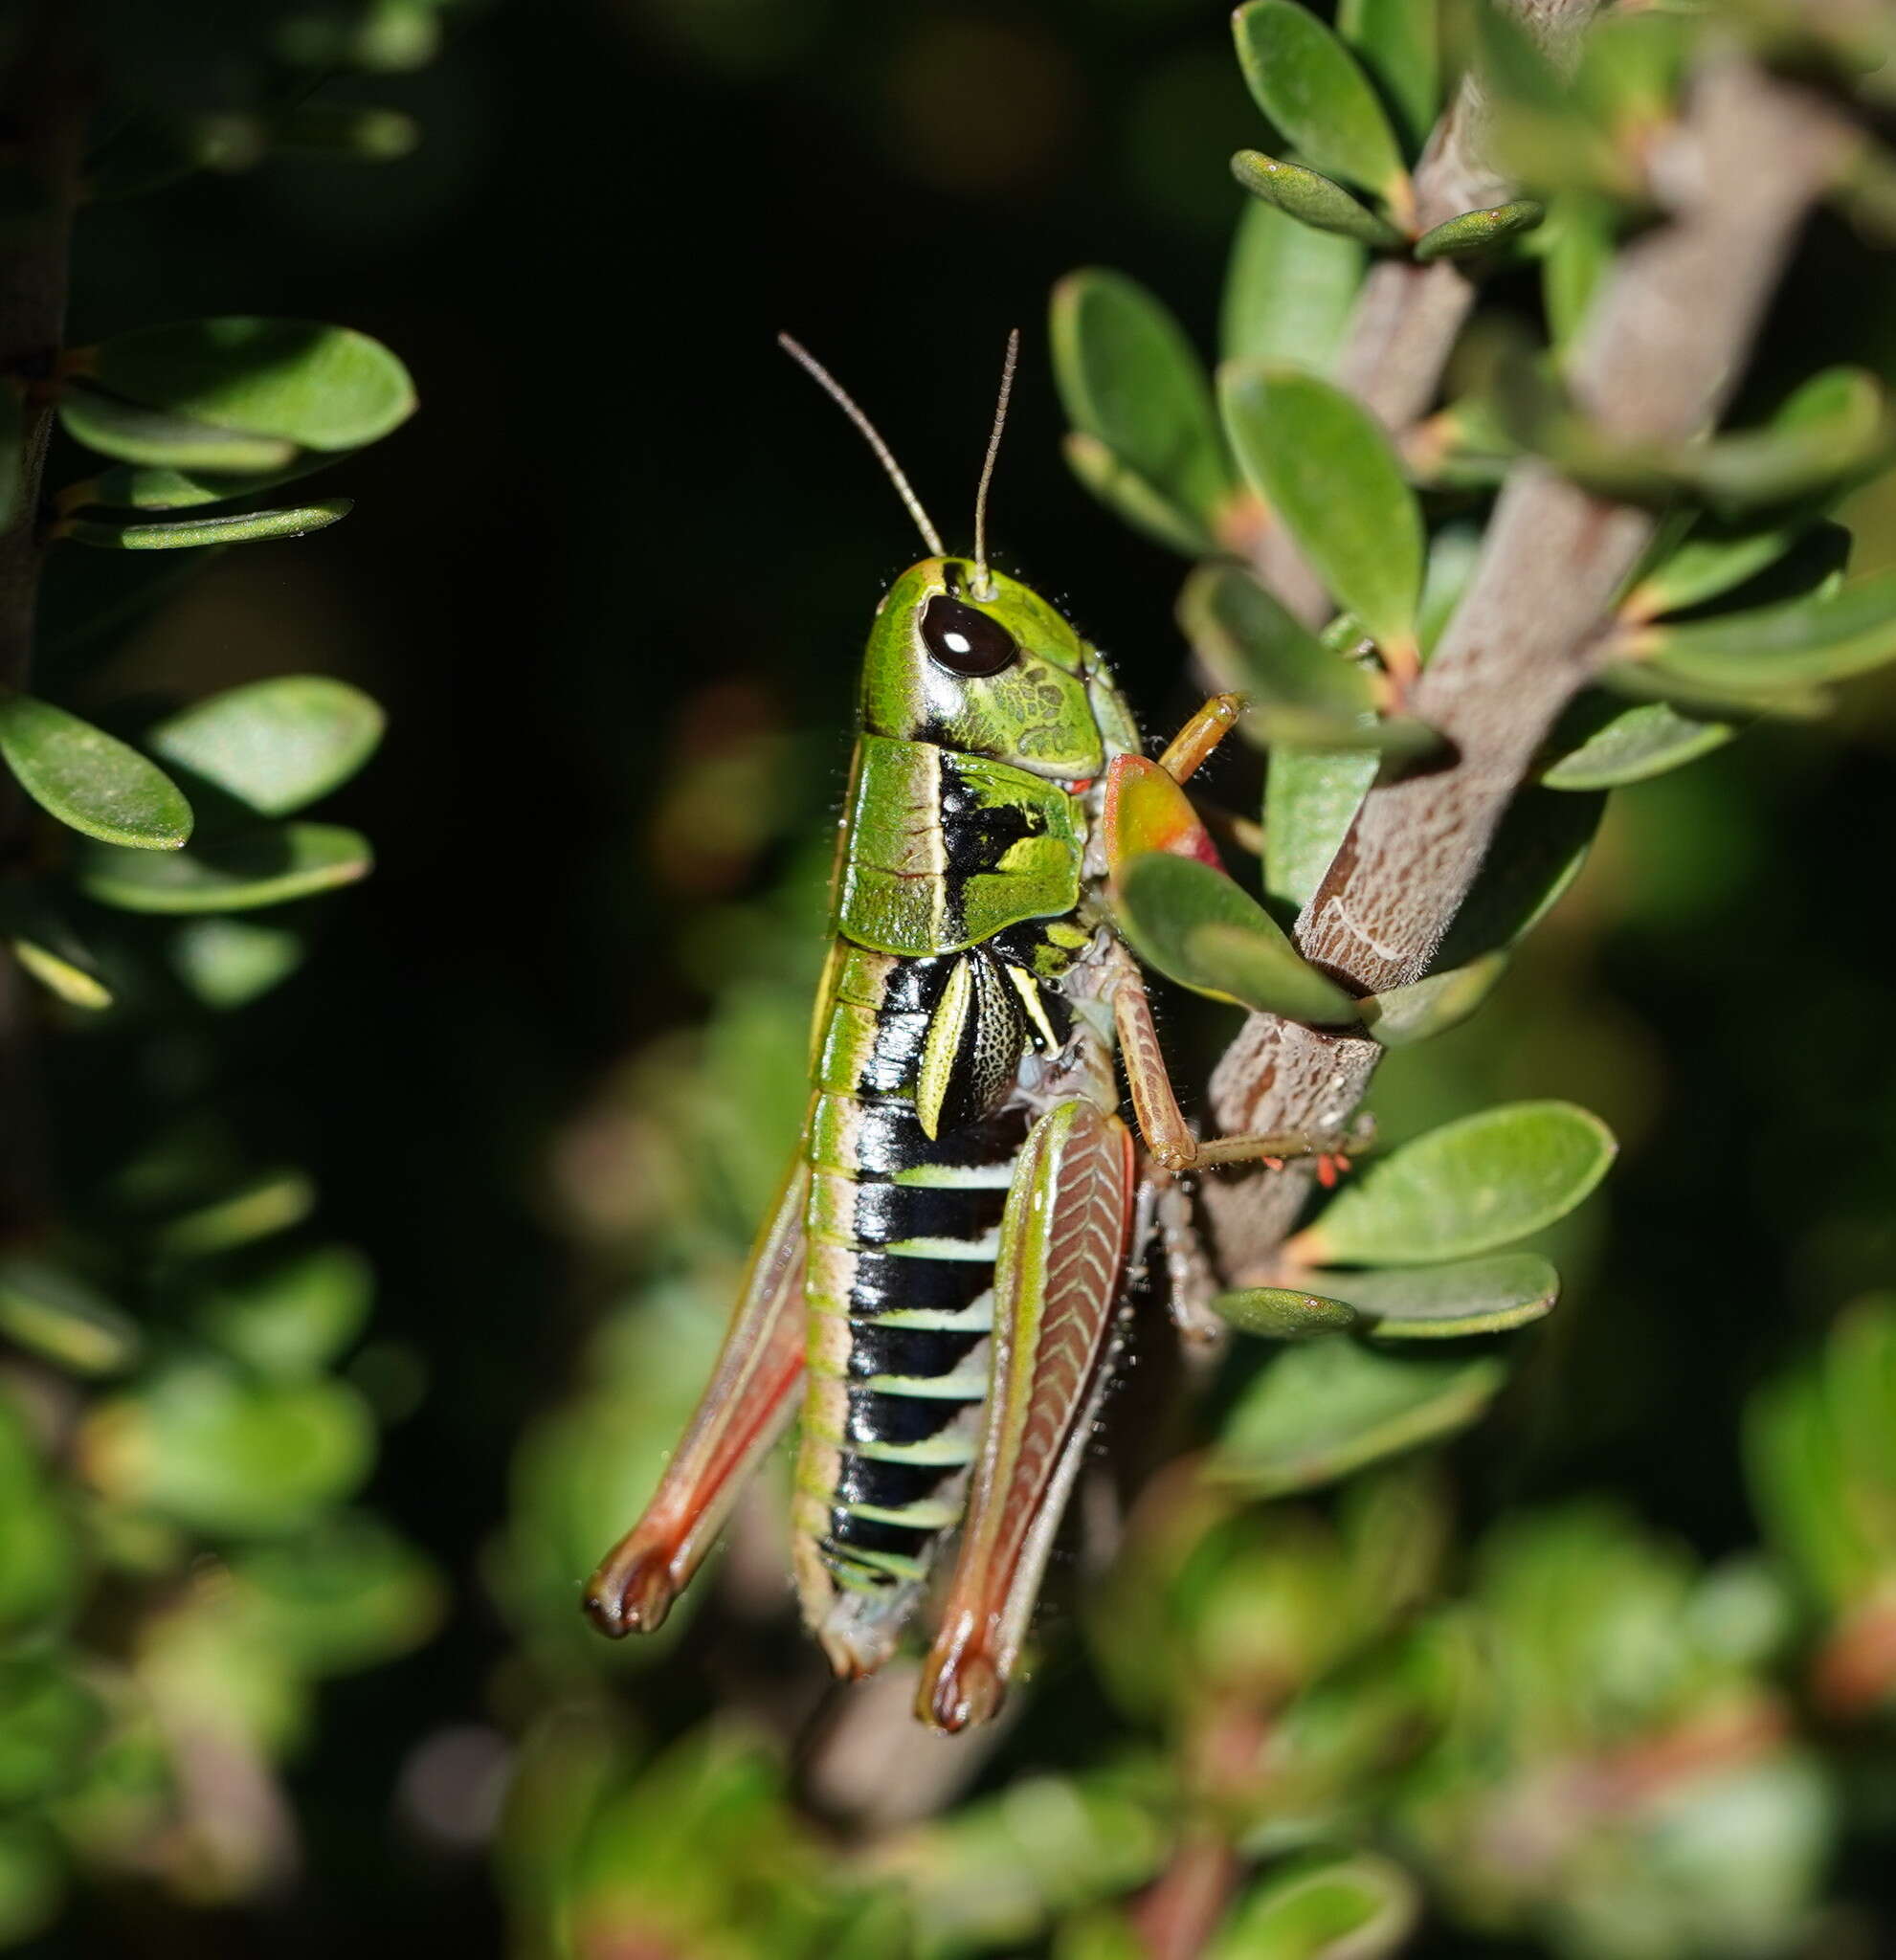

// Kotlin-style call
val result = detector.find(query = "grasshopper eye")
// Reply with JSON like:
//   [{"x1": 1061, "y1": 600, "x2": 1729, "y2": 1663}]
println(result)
[{"x1": 922, "y1": 594, "x2": 1016, "y2": 678}]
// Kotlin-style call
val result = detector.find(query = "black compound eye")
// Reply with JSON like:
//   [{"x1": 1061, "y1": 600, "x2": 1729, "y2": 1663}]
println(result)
[{"x1": 921, "y1": 593, "x2": 1017, "y2": 678}]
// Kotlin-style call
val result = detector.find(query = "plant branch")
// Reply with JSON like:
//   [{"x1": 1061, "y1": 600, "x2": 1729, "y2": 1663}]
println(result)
[{"x1": 1204, "y1": 54, "x2": 1853, "y2": 1279}]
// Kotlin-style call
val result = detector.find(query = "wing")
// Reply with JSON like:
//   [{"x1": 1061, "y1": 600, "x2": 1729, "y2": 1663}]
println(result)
[
  {"x1": 584, "y1": 1150, "x2": 809, "y2": 1636},
  {"x1": 916, "y1": 1096, "x2": 1135, "y2": 1730}
]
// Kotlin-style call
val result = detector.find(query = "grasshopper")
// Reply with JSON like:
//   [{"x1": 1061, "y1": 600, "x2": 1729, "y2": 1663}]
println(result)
[{"x1": 585, "y1": 335, "x2": 1354, "y2": 1732}]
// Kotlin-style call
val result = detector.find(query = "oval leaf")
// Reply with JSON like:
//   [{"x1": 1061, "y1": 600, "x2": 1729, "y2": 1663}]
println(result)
[
  {"x1": 1231, "y1": 152, "x2": 1404, "y2": 249},
  {"x1": 146, "y1": 676, "x2": 385, "y2": 816},
  {"x1": 1233, "y1": 1, "x2": 1409, "y2": 206},
  {"x1": 0, "y1": 1257, "x2": 142, "y2": 1376},
  {"x1": 84, "y1": 448, "x2": 348, "y2": 512},
  {"x1": 170, "y1": 917, "x2": 307, "y2": 1009},
  {"x1": 1062, "y1": 434, "x2": 1216, "y2": 559},
  {"x1": 61, "y1": 501, "x2": 352, "y2": 550},
  {"x1": 0, "y1": 692, "x2": 191, "y2": 848},
  {"x1": 78, "y1": 822, "x2": 371, "y2": 913},
  {"x1": 1208, "y1": 1852, "x2": 1419, "y2": 1960},
  {"x1": 1295, "y1": 1101, "x2": 1616, "y2": 1266},
  {"x1": 1221, "y1": 362, "x2": 1422, "y2": 657},
  {"x1": 1116, "y1": 852, "x2": 1361, "y2": 1025},
  {"x1": 191, "y1": 1244, "x2": 373, "y2": 1379},
  {"x1": 9, "y1": 933, "x2": 114, "y2": 1011},
  {"x1": 1359, "y1": 950, "x2": 1508, "y2": 1046},
  {"x1": 1221, "y1": 196, "x2": 1365, "y2": 369},
  {"x1": 1213, "y1": 1286, "x2": 1361, "y2": 1338},
  {"x1": 154, "y1": 1169, "x2": 317, "y2": 1258},
  {"x1": 1337, "y1": 0, "x2": 1439, "y2": 151},
  {"x1": 1051, "y1": 272, "x2": 1234, "y2": 537},
  {"x1": 1636, "y1": 569, "x2": 1896, "y2": 689},
  {"x1": 1540, "y1": 698, "x2": 1733, "y2": 791},
  {"x1": 1302, "y1": 1252, "x2": 1559, "y2": 1338},
  {"x1": 1210, "y1": 1336, "x2": 1506, "y2": 1495},
  {"x1": 1263, "y1": 746, "x2": 1377, "y2": 913},
  {"x1": 58, "y1": 387, "x2": 298, "y2": 472},
  {"x1": 86, "y1": 319, "x2": 415, "y2": 451},
  {"x1": 1413, "y1": 199, "x2": 1545, "y2": 262}
]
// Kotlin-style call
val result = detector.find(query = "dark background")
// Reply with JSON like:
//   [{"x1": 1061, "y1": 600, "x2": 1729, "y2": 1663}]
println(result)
[{"x1": 34, "y1": 0, "x2": 1896, "y2": 1950}]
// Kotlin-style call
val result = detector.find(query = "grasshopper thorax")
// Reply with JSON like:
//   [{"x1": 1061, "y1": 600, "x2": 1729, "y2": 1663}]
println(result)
[{"x1": 863, "y1": 557, "x2": 1137, "y2": 782}]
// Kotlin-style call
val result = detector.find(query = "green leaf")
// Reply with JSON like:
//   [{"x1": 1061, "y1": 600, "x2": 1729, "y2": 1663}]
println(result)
[
  {"x1": 60, "y1": 500, "x2": 352, "y2": 549},
  {"x1": 272, "y1": 102, "x2": 421, "y2": 163},
  {"x1": 78, "y1": 821, "x2": 372, "y2": 913},
  {"x1": 1212, "y1": 1286, "x2": 1361, "y2": 1338},
  {"x1": 1263, "y1": 746, "x2": 1376, "y2": 913},
  {"x1": 8, "y1": 934, "x2": 112, "y2": 1011},
  {"x1": 230, "y1": 1517, "x2": 441, "y2": 1679},
  {"x1": 58, "y1": 387, "x2": 299, "y2": 472},
  {"x1": 1117, "y1": 853, "x2": 1361, "y2": 1026},
  {"x1": 153, "y1": 1169, "x2": 317, "y2": 1258},
  {"x1": 83, "y1": 447, "x2": 348, "y2": 512},
  {"x1": 1413, "y1": 199, "x2": 1544, "y2": 261},
  {"x1": 1419, "y1": 523, "x2": 1482, "y2": 656},
  {"x1": 170, "y1": 917, "x2": 307, "y2": 1009},
  {"x1": 1624, "y1": 516, "x2": 1835, "y2": 620},
  {"x1": 1338, "y1": 0, "x2": 1439, "y2": 153},
  {"x1": 1181, "y1": 564, "x2": 1430, "y2": 754},
  {"x1": 85, "y1": 319, "x2": 415, "y2": 452},
  {"x1": 192, "y1": 1245, "x2": 373, "y2": 1379},
  {"x1": 1297, "y1": 1101, "x2": 1616, "y2": 1266},
  {"x1": 1, "y1": 894, "x2": 114, "y2": 1010},
  {"x1": 1233, "y1": 2, "x2": 1410, "y2": 206},
  {"x1": 1050, "y1": 271, "x2": 1235, "y2": 544},
  {"x1": 83, "y1": 1359, "x2": 374, "y2": 1537},
  {"x1": 1689, "y1": 367, "x2": 1892, "y2": 514},
  {"x1": 1298, "y1": 1252, "x2": 1559, "y2": 1339},
  {"x1": 1598, "y1": 659, "x2": 1831, "y2": 722},
  {"x1": 1061, "y1": 434, "x2": 1216, "y2": 558},
  {"x1": 1634, "y1": 570, "x2": 1896, "y2": 690},
  {"x1": 146, "y1": 676, "x2": 385, "y2": 816},
  {"x1": 1231, "y1": 152, "x2": 1404, "y2": 249},
  {"x1": 1221, "y1": 362, "x2": 1423, "y2": 657},
  {"x1": 1540, "y1": 698, "x2": 1733, "y2": 791},
  {"x1": 1360, "y1": 950, "x2": 1508, "y2": 1046},
  {"x1": 1538, "y1": 194, "x2": 1617, "y2": 348},
  {"x1": 1211, "y1": 1337, "x2": 1506, "y2": 1495},
  {"x1": 1221, "y1": 196, "x2": 1366, "y2": 371},
  {"x1": 0, "y1": 1256, "x2": 141, "y2": 1376},
  {"x1": 1207, "y1": 1852, "x2": 1419, "y2": 1960},
  {"x1": 1435, "y1": 785, "x2": 1601, "y2": 966},
  {"x1": 0, "y1": 691, "x2": 192, "y2": 848}
]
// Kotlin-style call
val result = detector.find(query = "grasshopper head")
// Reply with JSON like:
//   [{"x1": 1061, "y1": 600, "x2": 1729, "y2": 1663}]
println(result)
[{"x1": 861, "y1": 557, "x2": 1136, "y2": 782}]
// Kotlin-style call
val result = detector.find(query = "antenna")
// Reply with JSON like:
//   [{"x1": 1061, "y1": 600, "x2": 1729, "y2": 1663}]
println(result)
[
  {"x1": 776, "y1": 333, "x2": 945, "y2": 558},
  {"x1": 970, "y1": 327, "x2": 1019, "y2": 601}
]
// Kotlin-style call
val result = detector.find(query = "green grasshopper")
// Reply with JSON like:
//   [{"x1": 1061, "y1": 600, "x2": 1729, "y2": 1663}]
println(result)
[{"x1": 585, "y1": 335, "x2": 1354, "y2": 1731}]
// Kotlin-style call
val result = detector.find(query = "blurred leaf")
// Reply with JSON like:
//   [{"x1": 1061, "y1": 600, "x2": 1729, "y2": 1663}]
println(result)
[
  {"x1": 1214, "y1": 1285, "x2": 1362, "y2": 1337},
  {"x1": 79, "y1": 822, "x2": 372, "y2": 912},
  {"x1": 1263, "y1": 746, "x2": 1376, "y2": 914},
  {"x1": 1689, "y1": 366, "x2": 1893, "y2": 513},
  {"x1": 0, "y1": 1256, "x2": 141, "y2": 1375},
  {"x1": 1, "y1": 889, "x2": 114, "y2": 1010},
  {"x1": 1337, "y1": 0, "x2": 1438, "y2": 153},
  {"x1": 83, "y1": 319, "x2": 415, "y2": 452},
  {"x1": 154, "y1": 1169, "x2": 317, "y2": 1258},
  {"x1": 1051, "y1": 271, "x2": 1235, "y2": 546},
  {"x1": 0, "y1": 1400, "x2": 81, "y2": 1636},
  {"x1": 1435, "y1": 785, "x2": 1601, "y2": 966},
  {"x1": 1418, "y1": 524, "x2": 1482, "y2": 656},
  {"x1": 83, "y1": 1358, "x2": 374, "y2": 1536},
  {"x1": 60, "y1": 501, "x2": 352, "y2": 549},
  {"x1": 170, "y1": 917, "x2": 308, "y2": 1008},
  {"x1": 84, "y1": 448, "x2": 347, "y2": 511},
  {"x1": 1230, "y1": 152, "x2": 1405, "y2": 248},
  {"x1": 147, "y1": 676, "x2": 385, "y2": 816},
  {"x1": 1630, "y1": 569, "x2": 1896, "y2": 689},
  {"x1": 1624, "y1": 517, "x2": 1849, "y2": 621},
  {"x1": 1222, "y1": 362, "x2": 1423, "y2": 658},
  {"x1": 271, "y1": 103, "x2": 421, "y2": 163},
  {"x1": 1297, "y1": 1252, "x2": 1558, "y2": 1339},
  {"x1": 1537, "y1": 193, "x2": 1616, "y2": 349},
  {"x1": 1359, "y1": 951, "x2": 1508, "y2": 1046},
  {"x1": 1221, "y1": 196, "x2": 1365, "y2": 370},
  {"x1": 58, "y1": 388, "x2": 298, "y2": 472},
  {"x1": 1062, "y1": 434, "x2": 1216, "y2": 557},
  {"x1": 1212, "y1": 1337, "x2": 1506, "y2": 1494},
  {"x1": 1117, "y1": 853, "x2": 1361, "y2": 1024},
  {"x1": 1540, "y1": 697, "x2": 1733, "y2": 791},
  {"x1": 1413, "y1": 199, "x2": 1544, "y2": 261},
  {"x1": 1233, "y1": 2, "x2": 1410, "y2": 206},
  {"x1": 0, "y1": 1820, "x2": 63, "y2": 1946},
  {"x1": 1296, "y1": 1102, "x2": 1616, "y2": 1265},
  {"x1": 1206, "y1": 1851, "x2": 1418, "y2": 1960},
  {"x1": 0, "y1": 1658, "x2": 103, "y2": 1809},
  {"x1": 1183, "y1": 564, "x2": 1435, "y2": 754},
  {"x1": 230, "y1": 1514, "x2": 442, "y2": 1676},
  {"x1": 0, "y1": 690, "x2": 191, "y2": 848},
  {"x1": 192, "y1": 1245, "x2": 373, "y2": 1378}
]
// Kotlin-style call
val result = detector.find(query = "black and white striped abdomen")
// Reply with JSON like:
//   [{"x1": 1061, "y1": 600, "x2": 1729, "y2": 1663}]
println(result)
[{"x1": 794, "y1": 947, "x2": 1033, "y2": 1593}]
